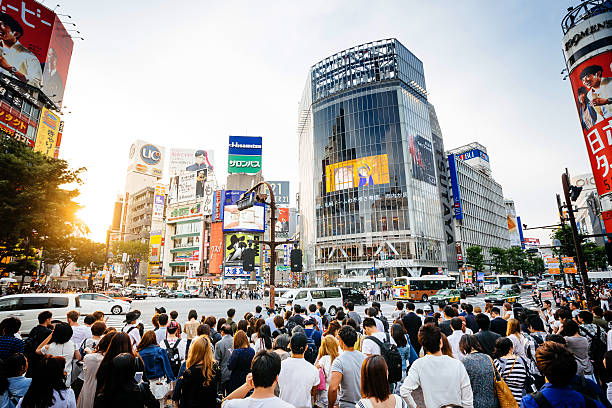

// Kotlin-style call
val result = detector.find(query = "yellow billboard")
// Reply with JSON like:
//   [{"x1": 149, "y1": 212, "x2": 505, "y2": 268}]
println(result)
[
  {"x1": 33, "y1": 107, "x2": 60, "y2": 157},
  {"x1": 325, "y1": 154, "x2": 390, "y2": 193}
]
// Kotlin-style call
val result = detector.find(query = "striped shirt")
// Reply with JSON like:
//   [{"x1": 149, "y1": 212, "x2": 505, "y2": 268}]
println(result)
[{"x1": 494, "y1": 356, "x2": 527, "y2": 404}]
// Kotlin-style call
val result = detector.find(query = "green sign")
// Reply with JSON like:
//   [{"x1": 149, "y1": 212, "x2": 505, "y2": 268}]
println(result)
[{"x1": 228, "y1": 154, "x2": 262, "y2": 174}]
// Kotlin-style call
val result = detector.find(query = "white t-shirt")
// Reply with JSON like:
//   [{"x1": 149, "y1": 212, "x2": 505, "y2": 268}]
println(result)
[
  {"x1": 70, "y1": 325, "x2": 91, "y2": 348},
  {"x1": 361, "y1": 332, "x2": 396, "y2": 356},
  {"x1": 223, "y1": 396, "x2": 294, "y2": 408},
  {"x1": 159, "y1": 337, "x2": 187, "y2": 362},
  {"x1": 278, "y1": 357, "x2": 320, "y2": 408},
  {"x1": 41, "y1": 341, "x2": 78, "y2": 385},
  {"x1": 122, "y1": 324, "x2": 141, "y2": 351}
]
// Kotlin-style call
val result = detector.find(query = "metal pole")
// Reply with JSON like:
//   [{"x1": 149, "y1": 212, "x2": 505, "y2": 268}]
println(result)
[
  {"x1": 556, "y1": 194, "x2": 567, "y2": 285},
  {"x1": 562, "y1": 171, "x2": 595, "y2": 308}
]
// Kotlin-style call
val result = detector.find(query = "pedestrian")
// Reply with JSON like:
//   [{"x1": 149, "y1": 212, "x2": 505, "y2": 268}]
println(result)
[
  {"x1": 460, "y1": 335, "x2": 497, "y2": 408},
  {"x1": 172, "y1": 336, "x2": 220, "y2": 408},
  {"x1": 399, "y1": 323, "x2": 473, "y2": 408},
  {"x1": 160, "y1": 321, "x2": 187, "y2": 378},
  {"x1": 561, "y1": 319, "x2": 595, "y2": 381},
  {"x1": 95, "y1": 332, "x2": 134, "y2": 394},
  {"x1": 520, "y1": 341, "x2": 606, "y2": 407},
  {"x1": 502, "y1": 303, "x2": 513, "y2": 320},
  {"x1": 227, "y1": 330, "x2": 255, "y2": 394},
  {"x1": 272, "y1": 316, "x2": 287, "y2": 338},
  {"x1": 222, "y1": 351, "x2": 293, "y2": 408},
  {"x1": 155, "y1": 314, "x2": 169, "y2": 344},
  {"x1": 183, "y1": 310, "x2": 199, "y2": 344},
  {"x1": 0, "y1": 318, "x2": 24, "y2": 361},
  {"x1": 390, "y1": 323, "x2": 417, "y2": 377},
  {"x1": 226, "y1": 309, "x2": 238, "y2": 335},
  {"x1": 16, "y1": 356, "x2": 76, "y2": 408},
  {"x1": 401, "y1": 303, "x2": 422, "y2": 355},
  {"x1": 205, "y1": 317, "x2": 222, "y2": 345},
  {"x1": 447, "y1": 317, "x2": 466, "y2": 361},
  {"x1": 328, "y1": 326, "x2": 366, "y2": 408},
  {"x1": 169, "y1": 311, "x2": 181, "y2": 338},
  {"x1": 506, "y1": 318, "x2": 528, "y2": 360},
  {"x1": 36, "y1": 322, "x2": 80, "y2": 386},
  {"x1": 0, "y1": 353, "x2": 31, "y2": 407},
  {"x1": 361, "y1": 317, "x2": 396, "y2": 357},
  {"x1": 136, "y1": 331, "x2": 175, "y2": 402},
  {"x1": 492, "y1": 337, "x2": 527, "y2": 405},
  {"x1": 357, "y1": 355, "x2": 405, "y2": 408},
  {"x1": 250, "y1": 319, "x2": 266, "y2": 345},
  {"x1": 253, "y1": 325, "x2": 272, "y2": 353},
  {"x1": 474, "y1": 313, "x2": 500, "y2": 357},
  {"x1": 314, "y1": 335, "x2": 339, "y2": 408},
  {"x1": 67, "y1": 311, "x2": 90, "y2": 349},
  {"x1": 76, "y1": 331, "x2": 115, "y2": 408},
  {"x1": 489, "y1": 307, "x2": 507, "y2": 337},
  {"x1": 93, "y1": 353, "x2": 157, "y2": 408},
  {"x1": 346, "y1": 302, "x2": 362, "y2": 327},
  {"x1": 278, "y1": 333, "x2": 320, "y2": 408},
  {"x1": 214, "y1": 324, "x2": 234, "y2": 394},
  {"x1": 272, "y1": 335, "x2": 290, "y2": 362},
  {"x1": 24, "y1": 311, "x2": 52, "y2": 376},
  {"x1": 122, "y1": 312, "x2": 141, "y2": 352}
]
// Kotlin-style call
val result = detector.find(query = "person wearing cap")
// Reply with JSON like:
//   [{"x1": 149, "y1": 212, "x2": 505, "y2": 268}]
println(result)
[
  {"x1": 304, "y1": 317, "x2": 322, "y2": 350},
  {"x1": 278, "y1": 333, "x2": 320, "y2": 408},
  {"x1": 122, "y1": 311, "x2": 141, "y2": 351},
  {"x1": 155, "y1": 307, "x2": 167, "y2": 315}
]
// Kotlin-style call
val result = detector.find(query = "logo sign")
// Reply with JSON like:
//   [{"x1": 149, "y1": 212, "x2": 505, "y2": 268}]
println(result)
[
  {"x1": 457, "y1": 149, "x2": 489, "y2": 163},
  {"x1": 267, "y1": 181, "x2": 290, "y2": 205},
  {"x1": 447, "y1": 154, "x2": 464, "y2": 220},
  {"x1": 213, "y1": 189, "x2": 224, "y2": 222},
  {"x1": 228, "y1": 136, "x2": 262, "y2": 156},
  {"x1": 140, "y1": 144, "x2": 162, "y2": 165},
  {"x1": 228, "y1": 155, "x2": 262, "y2": 174}
]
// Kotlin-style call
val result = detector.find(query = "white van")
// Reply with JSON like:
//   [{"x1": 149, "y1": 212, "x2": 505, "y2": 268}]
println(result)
[
  {"x1": 0, "y1": 294, "x2": 80, "y2": 335},
  {"x1": 277, "y1": 287, "x2": 343, "y2": 315}
]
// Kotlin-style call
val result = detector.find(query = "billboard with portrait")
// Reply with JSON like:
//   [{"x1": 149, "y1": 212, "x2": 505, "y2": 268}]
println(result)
[
  {"x1": 276, "y1": 208, "x2": 289, "y2": 238},
  {"x1": 224, "y1": 232, "x2": 261, "y2": 264},
  {"x1": 325, "y1": 154, "x2": 390, "y2": 193},
  {"x1": 409, "y1": 135, "x2": 436, "y2": 186},
  {"x1": 0, "y1": 3, "x2": 74, "y2": 106},
  {"x1": 222, "y1": 190, "x2": 265, "y2": 232},
  {"x1": 168, "y1": 148, "x2": 215, "y2": 176},
  {"x1": 127, "y1": 140, "x2": 165, "y2": 178}
]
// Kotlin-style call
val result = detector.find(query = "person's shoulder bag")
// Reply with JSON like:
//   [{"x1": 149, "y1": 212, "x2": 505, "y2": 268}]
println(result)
[{"x1": 490, "y1": 357, "x2": 518, "y2": 408}]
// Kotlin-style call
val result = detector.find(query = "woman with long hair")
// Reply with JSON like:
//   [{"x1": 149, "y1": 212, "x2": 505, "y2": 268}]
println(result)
[
  {"x1": 237, "y1": 320, "x2": 249, "y2": 335},
  {"x1": 323, "y1": 321, "x2": 341, "y2": 338},
  {"x1": 96, "y1": 332, "x2": 134, "y2": 393},
  {"x1": 505, "y1": 318, "x2": 528, "y2": 360},
  {"x1": 441, "y1": 334, "x2": 453, "y2": 358},
  {"x1": 173, "y1": 336, "x2": 220, "y2": 407},
  {"x1": 253, "y1": 325, "x2": 272, "y2": 353},
  {"x1": 502, "y1": 303, "x2": 513, "y2": 320},
  {"x1": 460, "y1": 335, "x2": 497, "y2": 408},
  {"x1": 77, "y1": 332, "x2": 116, "y2": 408},
  {"x1": 250, "y1": 318, "x2": 266, "y2": 344},
  {"x1": 93, "y1": 354, "x2": 157, "y2": 408},
  {"x1": 493, "y1": 337, "x2": 527, "y2": 405},
  {"x1": 227, "y1": 330, "x2": 255, "y2": 393},
  {"x1": 136, "y1": 331, "x2": 175, "y2": 383},
  {"x1": 183, "y1": 310, "x2": 199, "y2": 344},
  {"x1": 390, "y1": 323, "x2": 417, "y2": 376},
  {"x1": 315, "y1": 335, "x2": 339, "y2": 408},
  {"x1": 17, "y1": 356, "x2": 76, "y2": 408},
  {"x1": 36, "y1": 323, "x2": 80, "y2": 386},
  {"x1": 357, "y1": 355, "x2": 403, "y2": 408}
]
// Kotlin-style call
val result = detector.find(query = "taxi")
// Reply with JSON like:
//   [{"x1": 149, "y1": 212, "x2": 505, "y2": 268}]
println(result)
[
  {"x1": 428, "y1": 288, "x2": 462, "y2": 307},
  {"x1": 484, "y1": 286, "x2": 520, "y2": 305}
]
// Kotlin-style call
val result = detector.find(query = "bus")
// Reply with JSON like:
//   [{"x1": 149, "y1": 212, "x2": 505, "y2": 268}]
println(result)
[
  {"x1": 392, "y1": 276, "x2": 457, "y2": 302},
  {"x1": 483, "y1": 274, "x2": 522, "y2": 292}
]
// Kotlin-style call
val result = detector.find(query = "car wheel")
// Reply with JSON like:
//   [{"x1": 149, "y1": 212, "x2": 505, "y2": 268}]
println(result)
[
  {"x1": 421, "y1": 295, "x2": 428, "y2": 302},
  {"x1": 328, "y1": 306, "x2": 337, "y2": 316},
  {"x1": 111, "y1": 305, "x2": 122, "y2": 315}
]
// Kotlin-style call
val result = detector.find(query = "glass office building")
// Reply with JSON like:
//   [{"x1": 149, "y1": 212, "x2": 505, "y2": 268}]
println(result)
[{"x1": 298, "y1": 39, "x2": 446, "y2": 285}]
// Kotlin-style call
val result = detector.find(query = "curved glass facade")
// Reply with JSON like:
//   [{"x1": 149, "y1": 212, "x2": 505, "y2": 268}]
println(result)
[{"x1": 298, "y1": 39, "x2": 445, "y2": 284}]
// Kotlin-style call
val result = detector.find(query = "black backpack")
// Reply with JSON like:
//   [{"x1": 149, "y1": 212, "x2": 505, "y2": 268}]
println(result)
[
  {"x1": 164, "y1": 339, "x2": 182, "y2": 376},
  {"x1": 304, "y1": 331, "x2": 319, "y2": 364},
  {"x1": 365, "y1": 334, "x2": 403, "y2": 383},
  {"x1": 580, "y1": 325, "x2": 606, "y2": 365}
]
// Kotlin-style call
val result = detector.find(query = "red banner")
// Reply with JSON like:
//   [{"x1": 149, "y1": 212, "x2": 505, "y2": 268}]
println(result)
[{"x1": 209, "y1": 222, "x2": 223, "y2": 275}]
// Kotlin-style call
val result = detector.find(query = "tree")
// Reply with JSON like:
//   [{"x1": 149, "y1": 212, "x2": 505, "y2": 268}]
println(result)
[
  {"x1": 465, "y1": 246, "x2": 485, "y2": 273},
  {"x1": 110, "y1": 240, "x2": 149, "y2": 283},
  {"x1": 582, "y1": 242, "x2": 608, "y2": 271},
  {"x1": 6, "y1": 244, "x2": 37, "y2": 289},
  {"x1": 0, "y1": 137, "x2": 84, "y2": 272},
  {"x1": 41, "y1": 236, "x2": 76, "y2": 276},
  {"x1": 489, "y1": 247, "x2": 508, "y2": 273},
  {"x1": 551, "y1": 225, "x2": 584, "y2": 259},
  {"x1": 73, "y1": 238, "x2": 106, "y2": 271},
  {"x1": 507, "y1": 247, "x2": 528, "y2": 274}
]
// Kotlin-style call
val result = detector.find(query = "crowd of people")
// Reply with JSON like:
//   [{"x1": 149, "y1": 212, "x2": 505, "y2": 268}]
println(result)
[{"x1": 0, "y1": 291, "x2": 612, "y2": 407}]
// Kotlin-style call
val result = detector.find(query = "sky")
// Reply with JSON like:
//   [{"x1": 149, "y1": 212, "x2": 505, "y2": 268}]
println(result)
[{"x1": 52, "y1": 0, "x2": 583, "y2": 244}]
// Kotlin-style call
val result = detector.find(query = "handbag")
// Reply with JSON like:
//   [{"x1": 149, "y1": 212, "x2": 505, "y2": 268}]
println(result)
[
  {"x1": 149, "y1": 377, "x2": 170, "y2": 399},
  {"x1": 490, "y1": 357, "x2": 518, "y2": 408},
  {"x1": 317, "y1": 367, "x2": 326, "y2": 391}
]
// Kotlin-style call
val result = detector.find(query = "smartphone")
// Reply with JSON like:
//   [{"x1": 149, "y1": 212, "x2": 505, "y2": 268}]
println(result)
[{"x1": 134, "y1": 372, "x2": 143, "y2": 383}]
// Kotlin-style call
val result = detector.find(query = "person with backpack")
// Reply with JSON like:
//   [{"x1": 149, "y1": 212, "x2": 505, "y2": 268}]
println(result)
[
  {"x1": 578, "y1": 310, "x2": 607, "y2": 384},
  {"x1": 524, "y1": 315, "x2": 547, "y2": 390},
  {"x1": 563, "y1": 320, "x2": 596, "y2": 382},
  {"x1": 303, "y1": 318, "x2": 321, "y2": 364},
  {"x1": 122, "y1": 312, "x2": 142, "y2": 352},
  {"x1": 159, "y1": 322, "x2": 186, "y2": 379},
  {"x1": 520, "y1": 341, "x2": 606, "y2": 408},
  {"x1": 277, "y1": 333, "x2": 320, "y2": 408},
  {"x1": 361, "y1": 318, "x2": 403, "y2": 385}
]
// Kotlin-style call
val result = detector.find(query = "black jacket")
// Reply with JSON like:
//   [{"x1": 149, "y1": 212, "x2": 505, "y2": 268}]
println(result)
[
  {"x1": 174, "y1": 363, "x2": 220, "y2": 408},
  {"x1": 439, "y1": 320, "x2": 452, "y2": 337},
  {"x1": 94, "y1": 382, "x2": 157, "y2": 408},
  {"x1": 475, "y1": 330, "x2": 501, "y2": 357},
  {"x1": 490, "y1": 317, "x2": 508, "y2": 337},
  {"x1": 402, "y1": 312, "x2": 422, "y2": 352}
]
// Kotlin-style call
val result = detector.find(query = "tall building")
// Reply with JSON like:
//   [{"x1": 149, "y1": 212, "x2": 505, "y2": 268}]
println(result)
[
  {"x1": 446, "y1": 143, "x2": 510, "y2": 266},
  {"x1": 298, "y1": 39, "x2": 447, "y2": 286}
]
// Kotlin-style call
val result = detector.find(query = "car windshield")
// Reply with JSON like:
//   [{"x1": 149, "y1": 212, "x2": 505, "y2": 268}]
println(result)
[
  {"x1": 436, "y1": 289, "x2": 450, "y2": 296},
  {"x1": 281, "y1": 290, "x2": 297, "y2": 298}
]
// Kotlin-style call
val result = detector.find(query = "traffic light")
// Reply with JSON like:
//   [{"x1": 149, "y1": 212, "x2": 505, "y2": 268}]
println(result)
[
  {"x1": 569, "y1": 185, "x2": 583, "y2": 201},
  {"x1": 290, "y1": 249, "x2": 302, "y2": 272},
  {"x1": 242, "y1": 247, "x2": 256, "y2": 272}
]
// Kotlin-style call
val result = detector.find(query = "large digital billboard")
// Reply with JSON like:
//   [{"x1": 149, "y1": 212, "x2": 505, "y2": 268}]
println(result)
[
  {"x1": 0, "y1": 2, "x2": 74, "y2": 106},
  {"x1": 325, "y1": 154, "x2": 390, "y2": 193},
  {"x1": 209, "y1": 222, "x2": 223, "y2": 275},
  {"x1": 409, "y1": 135, "x2": 436, "y2": 186},
  {"x1": 225, "y1": 232, "x2": 261, "y2": 264},
  {"x1": 223, "y1": 189, "x2": 265, "y2": 232}
]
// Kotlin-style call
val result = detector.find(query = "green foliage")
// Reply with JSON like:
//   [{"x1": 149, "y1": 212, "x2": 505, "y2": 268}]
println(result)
[
  {"x1": 551, "y1": 225, "x2": 584, "y2": 259},
  {"x1": 110, "y1": 240, "x2": 149, "y2": 283},
  {"x1": 73, "y1": 238, "x2": 106, "y2": 271},
  {"x1": 507, "y1": 247, "x2": 528, "y2": 272},
  {"x1": 489, "y1": 247, "x2": 508, "y2": 273},
  {"x1": 466, "y1": 246, "x2": 485, "y2": 272},
  {"x1": 582, "y1": 242, "x2": 608, "y2": 271}
]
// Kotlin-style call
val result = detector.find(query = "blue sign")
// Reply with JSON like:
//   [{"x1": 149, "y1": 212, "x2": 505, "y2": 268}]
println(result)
[
  {"x1": 517, "y1": 216, "x2": 525, "y2": 249},
  {"x1": 228, "y1": 136, "x2": 263, "y2": 156},
  {"x1": 140, "y1": 144, "x2": 162, "y2": 165},
  {"x1": 457, "y1": 149, "x2": 489, "y2": 163},
  {"x1": 447, "y1": 154, "x2": 464, "y2": 220},
  {"x1": 224, "y1": 266, "x2": 261, "y2": 278},
  {"x1": 224, "y1": 190, "x2": 245, "y2": 206}
]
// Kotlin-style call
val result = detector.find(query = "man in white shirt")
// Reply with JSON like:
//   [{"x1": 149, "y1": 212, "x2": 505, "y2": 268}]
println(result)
[
  {"x1": 366, "y1": 308, "x2": 385, "y2": 333},
  {"x1": 581, "y1": 64, "x2": 612, "y2": 119},
  {"x1": 122, "y1": 311, "x2": 141, "y2": 351},
  {"x1": 277, "y1": 333, "x2": 320, "y2": 408},
  {"x1": 155, "y1": 313, "x2": 169, "y2": 344},
  {"x1": 447, "y1": 317, "x2": 465, "y2": 361},
  {"x1": 400, "y1": 323, "x2": 473, "y2": 408},
  {"x1": 361, "y1": 317, "x2": 395, "y2": 356},
  {"x1": 0, "y1": 13, "x2": 42, "y2": 87},
  {"x1": 223, "y1": 351, "x2": 294, "y2": 408},
  {"x1": 67, "y1": 310, "x2": 91, "y2": 348}
]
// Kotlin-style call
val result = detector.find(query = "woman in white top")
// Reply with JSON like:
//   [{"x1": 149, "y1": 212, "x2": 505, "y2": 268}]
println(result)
[
  {"x1": 357, "y1": 355, "x2": 406, "y2": 408},
  {"x1": 36, "y1": 323, "x2": 80, "y2": 386},
  {"x1": 502, "y1": 303, "x2": 513, "y2": 320},
  {"x1": 505, "y1": 318, "x2": 528, "y2": 360},
  {"x1": 252, "y1": 325, "x2": 272, "y2": 353},
  {"x1": 16, "y1": 355, "x2": 76, "y2": 408},
  {"x1": 76, "y1": 331, "x2": 116, "y2": 408},
  {"x1": 315, "y1": 335, "x2": 340, "y2": 408}
]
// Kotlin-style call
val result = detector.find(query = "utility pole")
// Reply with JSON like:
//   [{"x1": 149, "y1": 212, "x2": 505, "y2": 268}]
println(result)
[
  {"x1": 556, "y1": 194, "x2": 567, "y2": 286},
  {"x1": 562, "y1": 169, "x2": 595, "y2": 308}
]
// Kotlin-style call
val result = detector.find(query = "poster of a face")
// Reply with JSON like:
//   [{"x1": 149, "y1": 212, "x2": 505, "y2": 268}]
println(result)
[
  {"x1": 409, "y1": 135, "x2": 436, "y2": 186},
  {"x1": 325, "y1": 154, "x2": 390, "y2": 193},
  {"x1": 224, "y1": 233, "x2": 261, "y2": 263},
  {"x1": 169, "y1": 148, "x2": 215, "y2": 176}
]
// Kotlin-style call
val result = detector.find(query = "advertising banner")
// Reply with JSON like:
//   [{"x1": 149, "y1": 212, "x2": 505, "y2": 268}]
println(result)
[
  {"x1": 127, "y1": 140, "x2": 165, "y2": 178},
  {"x1": 276, "y1": 208, "x2": 289, "y2": 238},
  {"x1": 149, "y1": 233, "x2": 162, "y2": 263},
  {"x1": 223, "y1": 190, "x2": 265, "y2": 232},
  {"x1": 228, "y1": 136, "x2": 262, "y2": 155},
  {"x1": 33, "y1": 106, "x2": 59, "y2": 157},
  {"x1": 409, "y1": 135, "x2": 436, "y2": 186},
  {"x1": 507, "y1": 213, "x2": 521, "y2": 247},
  {"x1": 0, "y1": 2, "x2": 74, "y2": 106},
  {"x1": 0, "y1": 102, "x2": 33, "y2": 147},
  {"x1": 225, "y1": 233, "x2": 261, "y2": 264},
  {"x1": 212, "y1": 189, "x2": 224, "y2": 222},
  {"x1": 167, "y1": 202, "x2": 202, "y2": 222},
  {"x1": 546, "y1": 257, "x2": 561, "y2": 274},
  {"x1": 562, "y1": 256, "x2": 577, "y2": 274},
  {"x1": 571, "y1": 173, "x2": 597, "y2": 193},
  {"x1": 447, "y1": 154, "x2": 464, "y2": 220},
  {"x1": 432, "y1": 131, "x2": 456, "y2": 269},
  {"x1": 209, "y1": 222, "x2": 223, "y2": 275},
  {"x1": 224, "y1": 266, "x2": 261, "y2": 278},
  {"x1": 228, "y1": 154, "x2": 262, "y2": 174},
  {"x1": 153, "y1": 184, "x2": 166, "y2": 219},
  {"x1": 168, "y1": 148, "x2": 215, "y2": 176},
  {"x1": 457, "y1": 149, "x2": 489, "y2": 162},
  {"x1": 177, "y1": 172, "x2": 197, "y2": 202},
  {"x1": 267, "y1": 181, "x2": 290, "y2": 206},
  {"x1": 325, "y1": 154, "x2": 390, "y2": 193}
]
